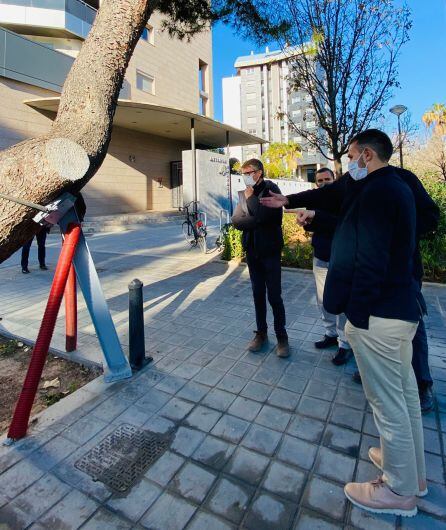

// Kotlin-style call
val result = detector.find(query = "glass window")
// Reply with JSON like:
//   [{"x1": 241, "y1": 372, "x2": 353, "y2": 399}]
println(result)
[
  {"x1": 141, "y1": 24, "x2": 154, "y2": 45},
  {"x1": 247, "y1": 105, "x2": 257, "y2": 112},
  {"x1": 136, "y1": 71, "x2": 155, "y2": 94},
  {"x1": 246, "y1": 93, "x2": 256, "y2": 100},
  {"x1": 247, "y1": 117, "x2": 256, "y2": 124}
]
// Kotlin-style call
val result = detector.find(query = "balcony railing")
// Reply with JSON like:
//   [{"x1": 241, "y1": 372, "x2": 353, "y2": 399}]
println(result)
[{"x1": 0, "y1": 0, "x2": 97, "y2": 25}]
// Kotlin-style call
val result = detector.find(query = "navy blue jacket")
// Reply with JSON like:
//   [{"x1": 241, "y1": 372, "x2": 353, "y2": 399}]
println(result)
[
  {"x1": 323, "y1": 166, "x2": 421, "y2": 329},
  {"x1": 305, "y1": 209, "x2": 337, "y2": 262}
]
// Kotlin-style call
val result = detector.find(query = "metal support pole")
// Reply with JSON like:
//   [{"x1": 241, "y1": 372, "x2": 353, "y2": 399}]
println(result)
[
  {"x1": 226, "y1": 130, "x2": 233, "y2": 216},
  {"x1": 65, "y1": 264, "x2": 77, "y2": 352},
  {"x1": 398, "y1": 115, "x2": 404, "y2": 168},
  {"x1": 128, "y1": 279, "x2": 151, "y2": 371},
  {"x1": 260, "y1": 143, "x2": 264, "y2": 155},
  {"x1": 191, "y1": 118, "x2": 198, "y2": 215}
]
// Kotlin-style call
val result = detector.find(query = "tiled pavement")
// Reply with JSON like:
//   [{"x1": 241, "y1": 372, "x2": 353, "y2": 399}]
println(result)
[{"x1": 0, "y1": 224, "x2": 445, "y2": 529}]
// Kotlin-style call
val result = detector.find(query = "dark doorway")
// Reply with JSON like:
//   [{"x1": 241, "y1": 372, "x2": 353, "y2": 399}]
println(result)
[{"x1": 170, "y1": 161, "x2": 183, "y2": 208}]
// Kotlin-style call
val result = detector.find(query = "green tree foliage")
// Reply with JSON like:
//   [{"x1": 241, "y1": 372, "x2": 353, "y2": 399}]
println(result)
[{"x1": 261, "y1": 142, "x2": 302, "y2": 179}]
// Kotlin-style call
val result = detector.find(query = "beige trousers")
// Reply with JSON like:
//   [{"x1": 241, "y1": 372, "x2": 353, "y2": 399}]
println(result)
[{"x1": 345, "y1": 316, "x2": 426, "y2": 496}]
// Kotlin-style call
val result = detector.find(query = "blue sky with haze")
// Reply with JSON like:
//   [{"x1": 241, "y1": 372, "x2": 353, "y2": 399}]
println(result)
[{"x1": 211, "y1": 0, "x2": 446, "y2": 136}]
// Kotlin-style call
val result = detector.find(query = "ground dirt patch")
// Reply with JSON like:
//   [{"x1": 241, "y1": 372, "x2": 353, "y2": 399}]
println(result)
[{"x1": 0, "y1": 335, "x2": 101, "y2": 434}]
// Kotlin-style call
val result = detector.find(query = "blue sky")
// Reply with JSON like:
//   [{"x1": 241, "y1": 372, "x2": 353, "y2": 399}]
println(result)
[{"x1": 212, "y1": 0, "x2": 446, "y2": 135}]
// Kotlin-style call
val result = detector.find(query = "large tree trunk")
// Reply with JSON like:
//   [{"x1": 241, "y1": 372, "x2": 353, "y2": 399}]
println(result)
[
  {"x1": 0, "y1": 0, "x2": 154, "y2": 263},
  {"x1": 333, "y1": 157, "x2": 343, "y2": 179}
]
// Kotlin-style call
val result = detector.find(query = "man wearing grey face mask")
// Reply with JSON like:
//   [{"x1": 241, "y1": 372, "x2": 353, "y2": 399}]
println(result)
[{"x1": 231, "y1": 158, "x2": 289, "y2": 357}]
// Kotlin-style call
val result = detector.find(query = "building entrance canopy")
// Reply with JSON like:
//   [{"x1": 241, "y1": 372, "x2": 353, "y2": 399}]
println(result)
[{"x1": 24, "y1": 97, "x2": 266, "y2": 149}]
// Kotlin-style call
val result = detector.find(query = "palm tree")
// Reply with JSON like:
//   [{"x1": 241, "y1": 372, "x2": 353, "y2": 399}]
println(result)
[{"x1": 422, "y1": 103, "x2": 446, "y2": 135}]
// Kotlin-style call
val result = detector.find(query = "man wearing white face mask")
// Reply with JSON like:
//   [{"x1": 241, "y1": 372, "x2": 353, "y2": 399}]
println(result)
[
  {"x1": 231, "y1": 159, "x2": 289, "y2": 357},
  {"x1": 323, "y1": 129, "x2": 426, "y2": 517}
]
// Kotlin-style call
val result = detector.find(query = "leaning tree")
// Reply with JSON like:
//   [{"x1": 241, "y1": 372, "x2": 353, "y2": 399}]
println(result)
[
  {"x1": 270, "y1": 0, "x2": 412, "y2": 176},
  {"x1": 0, "y1": 0, "x2": 283, "y2": 263}
]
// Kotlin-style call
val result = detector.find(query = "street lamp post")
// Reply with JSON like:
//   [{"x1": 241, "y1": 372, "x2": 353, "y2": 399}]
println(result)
[{"x1": 390, "y1": 104, "x2": 408, "y2": 168}]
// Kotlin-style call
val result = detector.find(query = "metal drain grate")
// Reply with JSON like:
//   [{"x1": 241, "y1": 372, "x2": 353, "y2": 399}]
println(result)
[{"x1": 75, "y1": 424, "x2": 172, "y2": 492}]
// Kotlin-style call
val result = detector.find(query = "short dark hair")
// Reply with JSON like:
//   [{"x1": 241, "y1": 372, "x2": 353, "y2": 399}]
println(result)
[
  {"x1": 242, "y1": 158, "x2": 264, "y2": 175},
  {"x1": 316, "y1": 167, "x2": 335, "y2": 179},
  {"x1": 349, "y1": 129, "x2": 393, "y2": 162}
]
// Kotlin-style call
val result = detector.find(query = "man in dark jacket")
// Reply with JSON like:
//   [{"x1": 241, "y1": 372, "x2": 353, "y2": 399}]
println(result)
[
  {"x1": 232, "y1": 159, "x2": 289, "y2": 357},
  {"x1": 303, "y1": 168, "x2": 352, "y2": 366},
  {"x1": 260, "y1": 164, "x2": 438, "y2": 412}
]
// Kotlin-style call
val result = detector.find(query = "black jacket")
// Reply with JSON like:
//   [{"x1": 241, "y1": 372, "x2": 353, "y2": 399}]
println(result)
[
  {"x1": 323, "y1": 166, "x2": 422, "y2": 329},
  {"x1": 305, "y1": 209, "x2": 338, "y2": 262},
  {"x1": 232, "y1": 180, "x2": 283, "y2": 258},
  {"x1": 287, "y1": 167, "x2": 440, "y2": 281}
]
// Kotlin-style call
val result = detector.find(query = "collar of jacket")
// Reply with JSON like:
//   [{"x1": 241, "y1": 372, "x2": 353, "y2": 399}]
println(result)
[{"x1": 253, "y1": 179, "x2": 266, "y2": 196}]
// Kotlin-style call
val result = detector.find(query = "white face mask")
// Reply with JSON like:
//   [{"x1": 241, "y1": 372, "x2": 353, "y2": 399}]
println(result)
[
  {"x1": 348, "y1": 150, "x2": 368, "y2": 181},
  {"x1": 243, "y1": 174, "x2": 256, "y2": 187}
]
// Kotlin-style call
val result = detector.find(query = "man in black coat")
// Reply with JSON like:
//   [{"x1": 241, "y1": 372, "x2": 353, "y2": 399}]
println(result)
[
  {"x1": 261, "y1": 162, "x2": 438, "y2": 412},
  {"x1": 232, "y1": 159, "x2": 289, "y2": 357}
]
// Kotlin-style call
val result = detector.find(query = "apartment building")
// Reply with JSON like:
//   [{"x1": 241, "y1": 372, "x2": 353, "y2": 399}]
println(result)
[
  {"x1": 223, "y1": 47, "x2": 327, "y2": 181},
  {"x1": 0, "y1": 0, "x2": 259, "y2": 215}
]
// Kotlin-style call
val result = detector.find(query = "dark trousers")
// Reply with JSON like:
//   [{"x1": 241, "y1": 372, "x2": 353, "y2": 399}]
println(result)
[
  {"x1": 412, "y1": 318, "x2": 433, "y2": 389},
  {"x1": 246, "y1": 251, "x2": 287, "y2": 339},
  {"x1": 21, "y1": 230, "x2": 47, "y2": 269}
]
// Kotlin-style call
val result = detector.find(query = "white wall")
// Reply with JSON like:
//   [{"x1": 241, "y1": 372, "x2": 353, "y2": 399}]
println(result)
[{"x1": 222, "y1": 76, "x2": 243, "y2": 162}]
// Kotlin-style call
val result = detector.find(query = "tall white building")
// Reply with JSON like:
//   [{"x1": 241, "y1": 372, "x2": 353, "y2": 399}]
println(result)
[{"x1": 223, "y1": 47, "x2": 328, "y2": 181}]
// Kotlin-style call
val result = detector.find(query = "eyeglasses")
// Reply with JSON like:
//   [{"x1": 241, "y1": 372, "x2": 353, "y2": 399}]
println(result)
[{"x1": 241, "y1": 170, "x2": 258, "y2": 176}]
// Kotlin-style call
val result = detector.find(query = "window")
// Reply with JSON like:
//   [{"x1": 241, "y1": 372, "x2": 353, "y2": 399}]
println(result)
[
  {"x1": 246, "y1": 93, "x2": 256, "y2": 100},
  {"x1": 246, "y1": 67, "x2": 256, "y2": 74},
  {"x1": 248, "y1": 128, "x2": 257, "y2": 134},
  {"x1": 291, "y1": 110, "x2": 301, "y2": 117},
  {"x1": 247, "y1": 105, "x2": 257, "y2": 112},
  {"x1": 307, "y1": 148, "x2": 316, "y2": 155},
  {"x1": 136, "y1": 71, "x2": 155, "y2": 94},
  {"x1": 307, "y1": 121, "x2": 316, "y2": 128},
  {"x1": 305, "y1": 94, "x2": 312, "y2": 102},
  {"x1": 198, "y1": 59, "x2": 209, "y2": 116},
  {"x1": 247, "y1": 117, "x2": 257, "y2": 124},
  {"x1": 141, "y1": 24, "x2": 154, "y2": 45},
  {"x1": 291, "y1": 96, "x2": 300, "y2": 104}
]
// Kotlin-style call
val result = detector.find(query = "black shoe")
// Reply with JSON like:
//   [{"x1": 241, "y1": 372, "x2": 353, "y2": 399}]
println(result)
[
  {"x1": 352, "y1": 370, "x2": 362, "y2": 385},
  {"x1": 315, "y1": 335, "x2": 338, "y2": 349},
  {"x1": 22, "y1": 267, "x2": 30, "y2": 274},
  {"x1": 40, "y1": 264, "x2": 48, "y2": 270},
  {"x1": 332, "y1": 347, "x2": 352, "y2": 366},
  {"x1": 419, "y1": 386, "x2": 434, "y2": 414}
]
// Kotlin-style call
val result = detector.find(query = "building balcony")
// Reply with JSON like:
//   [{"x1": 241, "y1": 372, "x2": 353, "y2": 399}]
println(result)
[{"x1": 0, "y1": 0, "x2": 97, "y2": 40}]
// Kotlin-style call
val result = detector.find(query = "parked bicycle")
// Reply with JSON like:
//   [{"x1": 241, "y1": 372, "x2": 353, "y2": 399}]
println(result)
[
  {"x1": 215, "y1": 209, "x2": 231, "y2": 253},
  {"x1": 179, "y1": 201, "x2": 207, "y2": 253}
]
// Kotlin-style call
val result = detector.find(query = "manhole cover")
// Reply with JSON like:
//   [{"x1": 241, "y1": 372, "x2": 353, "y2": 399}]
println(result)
[{"x1": 75, "y1": 424, "x2": 172, "y2": 492}]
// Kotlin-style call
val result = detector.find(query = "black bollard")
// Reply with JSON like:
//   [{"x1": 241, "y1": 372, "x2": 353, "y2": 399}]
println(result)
[{"x1": 128, "y1": 279, "x2": 151, "y2": 371}]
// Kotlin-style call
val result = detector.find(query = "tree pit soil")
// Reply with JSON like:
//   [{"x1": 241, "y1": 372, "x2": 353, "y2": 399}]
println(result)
[{"x1": 0, "y1": 336, "x2": 102, "y2": 434}]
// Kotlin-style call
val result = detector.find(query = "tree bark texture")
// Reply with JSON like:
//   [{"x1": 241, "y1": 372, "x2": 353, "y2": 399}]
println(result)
[{"x1": 0, "y1": 0, "x2": 154, "y2": 263}]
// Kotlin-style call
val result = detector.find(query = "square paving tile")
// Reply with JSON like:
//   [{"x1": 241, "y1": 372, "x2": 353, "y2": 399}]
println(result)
[
  {"x1": 240, "y1": 381, "x2": 272, "y2": 402},
  {"x1": 314, "y1": 446, "x2": 356, "y2": 484},
  {"x1": 171, "y1": 427, "x2": 206, "y2": 457},
  {"x1": 278, "y1": 374, "x2": 308, "y2": 393},
  {"x1": 287, "y1": 414, "x2": 325, "y2": 443},
  {"x1": 294, "y1": 510, "x2": 343, "y2": 529},
  {"x1": 158, "y1": 397, "x2": 194, "y2": 422},
  {"x1": 211, "y1": 414, "x2": 250, "y2": 444},
  {"x1": 169, "y1": 462, "x2": 216, "y2": 503},
  {"x1": 330, "y1": 404, "x2": 364, "y2": 432},
  {"x1": 266, "y1": 388, "x2": 300, "y2": 411},
  {"x1": 241, "y1": 424, "x2": 282, "y2": 456},
  {"x1": 140, "y1": 492, "x2": 197, "y2": 530},
  {"x1": 144, "y1": 451, "x2": 185, "y2": 487},
  {"x1": 277, "y1": 435, "x2": 318, "y2": 471},
  {"x1": 187, "y1": 511, "x2": 236, "y2": 530},
  {"x1": 302, "y1": 476, "x2": 347, "y2": 521},
  {"x1": 107, "y1": 478, "x2": 162, "y2": 522},
  {"x1": 205, "y1": 477, "x2": 254, "y2": 524},
  {"x1": 224, "y1": 447, "x2": 270, "y2": 485},
  {"x1": 298, "y1": 396, "x2": 331, "y2": 421},
  {"x1": 185, "y1": 406, "x2": 222, "y2": 432},
  {"x1": 255, "y1": 405, "x2": 292, "y2": 432},
  {"x1": 323, "y1": 424, "x2": 361, "y2": 458},
  {"x1": 192, "y1": 436, "x2": 236, "y2": 470},
  {"x1": 243, "y1": 492, "x2": 297, "y2": 530},
  {"x1": 262, "y1": 461, "x2": 306, "y2": 500},
  {"x1": 228, "y1": 396, "x2": 263, "y2": 421},
  {"x1": 201, "y1": 388, "x2": 236, "y2": 411},
  {"x1": 176, "y1": 381, "x2": 210, "y2": 402},
  {"x1": 217, "y1": 374, "x2": 248, "y2": 394}
]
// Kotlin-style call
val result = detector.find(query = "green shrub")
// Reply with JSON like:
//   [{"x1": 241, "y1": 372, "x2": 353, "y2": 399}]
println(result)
[
  {"x1": 419, "y1": 177, "x2": 446, "y2": 282},
  {"x1": 221, "y1": 224, "x2": 244, "y2": 260}
]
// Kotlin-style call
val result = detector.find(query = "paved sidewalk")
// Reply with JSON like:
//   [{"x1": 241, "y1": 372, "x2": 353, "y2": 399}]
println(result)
[{"x1": 0, "y1": 224, "x2": 445, "y2": 529}]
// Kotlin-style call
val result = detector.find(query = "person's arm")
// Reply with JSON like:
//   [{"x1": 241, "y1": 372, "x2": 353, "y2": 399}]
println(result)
[
  {"x1": 260, "y1": 174, "x2": 348, "y2": 212},
  {"x1": 396, "y1": 168, "x2": 440, "y2": 238},
  {"x1": 345, "y1": 185, "x2": 402, "y2": 329},
  {"x1": 231, "y1": 202, "x2": 256, "y2": 231},
  {"x1": 247, "y1": 183, "x2": 283, "y2": 226}
]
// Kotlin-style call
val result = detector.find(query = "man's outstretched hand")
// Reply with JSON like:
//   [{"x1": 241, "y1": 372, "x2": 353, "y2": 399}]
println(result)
[{"x1": 259, "y1": 192, "x2": 289, "y2": 208}]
